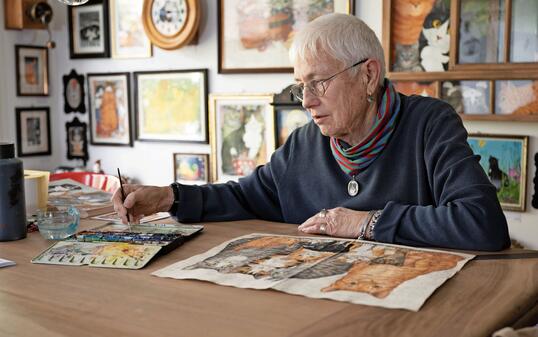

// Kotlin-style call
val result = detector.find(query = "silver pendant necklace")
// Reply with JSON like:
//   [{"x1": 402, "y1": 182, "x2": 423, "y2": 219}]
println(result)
[{"x1": 347, "y1": 175, "x2": 359, "y2": 196}]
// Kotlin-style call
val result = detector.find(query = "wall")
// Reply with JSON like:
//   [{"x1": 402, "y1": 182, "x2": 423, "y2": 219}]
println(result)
[{"x1": 0, "y1": 1, "x2": 536, "y2": 248}]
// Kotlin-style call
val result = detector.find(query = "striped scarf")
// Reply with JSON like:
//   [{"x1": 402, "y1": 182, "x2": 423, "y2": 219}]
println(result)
[{"x1": 330, "y1": 79, "x2": 401, "y2": 176}]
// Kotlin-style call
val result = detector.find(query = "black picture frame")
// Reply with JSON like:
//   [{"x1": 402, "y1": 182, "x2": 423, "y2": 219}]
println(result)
[
  {"x1": 15, "y1": 45, "x2": 49, "y2": 96},
  {"x1": 87, "y1": 72, "x2": 133, "y2": 147},
  {"x1": 68, "y1": 0, "x2": 110, "y2": 59},
  {"x1": 15, "y1": 107, "x2": 52, "y2": 157},
  {"x1": 65, "y1": 117, "x2": 89, "y2": 164},
  {"x1": 134, "y1": 69, "x2": 208, "y2": 143},
  {"x1": 63, "y1": 69, "x2": 86, "y2": 113}
]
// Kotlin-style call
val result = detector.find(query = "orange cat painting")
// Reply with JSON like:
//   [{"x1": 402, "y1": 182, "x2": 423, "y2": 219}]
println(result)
[{"x1": 392, "y1": 0, "x2": 436, "y2": 45}]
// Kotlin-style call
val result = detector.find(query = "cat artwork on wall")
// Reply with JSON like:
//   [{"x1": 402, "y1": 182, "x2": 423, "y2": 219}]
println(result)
[
  {"x1": 391, "y1": 0, "x2": 436, "y2": 72},
  {"x1": 441, "y1": 81, "x2": 464, "y2": 114},
  {"x1": 394, "y1": 81, "x2": 437, "y2": 97},
  {"x1": 496, "y1": 80, "x2": 538, "y2": 115},
  {"x1": 419, "y1": 0, "x2": 450, "y2": 72}
]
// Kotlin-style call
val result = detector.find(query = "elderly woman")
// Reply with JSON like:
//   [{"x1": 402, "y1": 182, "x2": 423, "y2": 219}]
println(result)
[{"x1": 113, "y1": 13, "x2": 509, "y2": 251}]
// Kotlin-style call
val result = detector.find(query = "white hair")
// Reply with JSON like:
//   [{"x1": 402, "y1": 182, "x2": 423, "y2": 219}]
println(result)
[{"x1": 289, "y1": 13, "x2": 386, "y2": 85}]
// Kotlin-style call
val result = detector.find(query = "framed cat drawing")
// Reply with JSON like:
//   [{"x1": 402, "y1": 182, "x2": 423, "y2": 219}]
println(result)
[{"x1": 384, "y1": 0, "x2": 451, "y2": 74}]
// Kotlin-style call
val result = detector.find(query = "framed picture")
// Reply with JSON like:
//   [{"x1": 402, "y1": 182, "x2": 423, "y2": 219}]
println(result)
[
  {"x1": 275, "y1": 108, "x2": 311, "y2": 147},
  {"x1": 467, "y1": 134, "x2": 528, "y2": 212},
  {"x1": 209, "y1": 94, "x2": 275, "y2": 182},
  {"x1": 63, "y1": 69, "x2": 86, "y2": 114},
  {"x1": 386, "y1": 0, "x2": 450, "y2": 73},
  {"x1": 15, "y1": 45, "x2": 49, "y2": 96},
  {"x1": 218, "y1": 0, "x2": 354, "y2": 73},
  {"x1": 134, "y1": 69, "x2": 208, "y2": 143},
  {"x1": 66, "y1": 117, "x2": 89, "y2": 163},
  {"x1": 173, "y1": 153, "x2": 209, "y2": 185},
  {"x1": 272, "y1": 84, "x2": 311, "y2": 147},
  {"x1": 15, "y1": 107, "x2": 51, "y2": 157},
  {"x1": 109, "y1": 0, "x2": 152, "y2": 58},
  {"x1": 87, "y1": 72, "x2": 132, "y2": 146},
  {"x1": 495, "y1": 80, "x2": 538, "y2": 116},
  {"x1": 68, "y1": 0, "x2": 110, "y2": 58},
  {"x1": 441, "y1": 80, "x2": 491, "y2": 115}
]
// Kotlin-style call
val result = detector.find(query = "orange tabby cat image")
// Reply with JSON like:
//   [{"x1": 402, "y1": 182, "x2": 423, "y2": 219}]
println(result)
[
  {"x1": 322, "y1": 249, "x2": 463, "y2": 298},
  {"x1": 392, "y1": 0, "x2": 436, "y2": 45}
]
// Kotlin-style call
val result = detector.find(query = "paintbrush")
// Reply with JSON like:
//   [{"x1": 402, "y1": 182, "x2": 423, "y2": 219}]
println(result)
[{"x1": 117, "y1": 168, "x2": 132, "y2": 231}]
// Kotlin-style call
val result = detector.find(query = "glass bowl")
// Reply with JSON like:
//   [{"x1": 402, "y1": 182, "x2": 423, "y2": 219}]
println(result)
[{"x1": 36, "y1": 207, "x2": 80, "y2": 240}]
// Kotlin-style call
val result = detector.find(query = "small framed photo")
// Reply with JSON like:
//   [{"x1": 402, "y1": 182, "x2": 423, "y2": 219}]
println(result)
[
  {"x1": 218, "y1": 0, "x2": 354, "y2": 73},
  {"x1": 15, "y1": 107, "x2": 51, "y2": 157},
  {"x1": 68, "y1": 0, "x2": 110, "y2": 59},
  {"x1": 66, "y1": 117, "x2": 89, "y2": 163},
  {"x1": 87, "y1": 72, "x2": 132, "y2": 146},
  {"x1": 134, "y1": 69, "x2": 208, "y2": 143},
  {"x1": 209, "y1": 94, "x2": 275, "y2": 182},
  {"x1": 109, "y1": 0, "x2": 152, "y2": 58},
  {"x1": 15, "y1": 45, "x2": 49, "y2": 96},
  {"x1": 467, "y1": 134, "x2": 528, "y2": 211},
  {"x1": 63, "y1": 69, "x2": 86, "y2": 114},
  {"x1": 173, "y1": 153, "x2": 210, "y2": 185}
]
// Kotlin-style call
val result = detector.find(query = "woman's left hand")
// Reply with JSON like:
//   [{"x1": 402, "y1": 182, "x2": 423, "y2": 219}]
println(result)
[{"x1": 298, "y1": 207, "x2": 369, "y2": 238}]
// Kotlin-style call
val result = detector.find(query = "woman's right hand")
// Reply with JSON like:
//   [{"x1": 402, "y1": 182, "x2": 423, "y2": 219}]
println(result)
[{"x1": 111, "y1": 184, "x2": 174, "y2": 224}]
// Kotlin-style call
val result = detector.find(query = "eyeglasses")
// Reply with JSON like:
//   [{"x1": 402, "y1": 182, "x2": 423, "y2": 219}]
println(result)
[{"x1": 290, "y1": 59, "x2": 368, "y2": 102}]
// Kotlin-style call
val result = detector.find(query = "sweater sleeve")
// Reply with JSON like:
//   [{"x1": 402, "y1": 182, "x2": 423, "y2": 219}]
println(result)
[
  {"x1": 171, "y1": 139, "x2": 292, "y2": 223},
  {"x1": 374, "y1": 105, "x2": 511, "y2": 251}
]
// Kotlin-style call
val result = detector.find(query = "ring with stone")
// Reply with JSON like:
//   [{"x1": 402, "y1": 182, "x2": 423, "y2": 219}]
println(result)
[
  {"x1": 319, "y1": 208, "x2": 328, "y2": 218},
  {"x1": 319, "y1": 224, "x2": 327, "y2": 233}
]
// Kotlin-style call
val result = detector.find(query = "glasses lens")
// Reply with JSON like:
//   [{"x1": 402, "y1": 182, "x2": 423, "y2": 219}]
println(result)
[{"x1": 290, "y1": 84, "x2": 304, "y2": 101}]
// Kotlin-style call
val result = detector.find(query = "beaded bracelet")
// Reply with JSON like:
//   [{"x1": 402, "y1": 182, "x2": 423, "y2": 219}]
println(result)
[
  {"x1": 358, "y1": 210, "x2": 376, "y2": 240},
  {"x1": 365, "y1": 210, "x2": 382, "y2": 240}
]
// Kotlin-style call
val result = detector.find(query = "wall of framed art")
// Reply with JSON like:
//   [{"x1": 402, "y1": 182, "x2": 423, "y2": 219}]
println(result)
[{"x1": 0, "y1": 1, "x2": 536, "y2": 248}]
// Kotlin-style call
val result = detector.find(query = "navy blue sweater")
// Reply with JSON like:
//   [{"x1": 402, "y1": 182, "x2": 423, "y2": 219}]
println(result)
[{"x1": 174, "y1": 94, "x2": 510, "y2": 251}]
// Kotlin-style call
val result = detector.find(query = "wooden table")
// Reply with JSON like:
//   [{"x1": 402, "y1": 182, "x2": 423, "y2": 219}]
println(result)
[{"x1": 1, "y1": 219, "x2": 537, "y2": 337}]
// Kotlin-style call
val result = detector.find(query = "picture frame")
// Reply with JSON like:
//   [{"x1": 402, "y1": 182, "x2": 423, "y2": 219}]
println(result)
[
  {"x1": 134, "y1": 69, "x2": 208, "y2": 143},
  {"x1": 109, "y1": 0, "x2": 152, "y2": 58},
  {"x1": 15, "y1": 45, "x2": 49, "y2": 96},
  {"x1": 494, "y1": 80, "x2": 538, "y2": 116},
  {"x1": 63, "y1": 69, "x2": 86, "y2": 114},
  {"x1": 66, "y1": 117, "x2": 89, "y2": 164},
  {"x1": 393, "y1": 81, "x2": 438, "y2": 98},
  {"x1": 218, "y1": 0, "x2": 354, "y2": 73},
  {"x1": 272, "y1": 84, "x2": 311, "y2": 147},
  {"x1": 15, "y1": 107, "x2": 51, "y2": 157},
  {"x1": 209, "y1": 94, "x2": 275, "y2": 182},
  {"x1": 467, "y1": 134, "x2": 528, "y2": 212},
  {"x1": 87, "y1": 72, "x2": 132, "y2": 146},
  {"x1": 68, "y1": 0, "x2": 110, "y2": 59},
  {"x1": 441, "y1": 80, "x2": 491, "y2": 115},
  {"x1": 173, "y1": 153, "x2": 210, "y2": 185}
]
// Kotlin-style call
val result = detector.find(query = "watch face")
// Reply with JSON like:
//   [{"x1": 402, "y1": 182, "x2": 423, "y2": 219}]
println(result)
[
  {"x1": 67, "y1": 78, "x2": 82, "y2": 109},
  {"x1": 151, "y1": 0, "x2": 187, "y2": 36}
]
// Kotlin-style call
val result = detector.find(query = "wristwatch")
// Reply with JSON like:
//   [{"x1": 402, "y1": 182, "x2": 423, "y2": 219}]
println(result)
[{"x1": 168, "y1": 182, "x2": 181, "y2": 215}]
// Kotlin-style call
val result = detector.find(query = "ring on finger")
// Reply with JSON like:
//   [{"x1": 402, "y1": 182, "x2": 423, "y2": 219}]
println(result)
[
  {"x1": 319, "y1": 208, "x2": 328, "y2": 218},
  {"x1": 319, "y1": 224, "x2": 326, "y2": 233}
]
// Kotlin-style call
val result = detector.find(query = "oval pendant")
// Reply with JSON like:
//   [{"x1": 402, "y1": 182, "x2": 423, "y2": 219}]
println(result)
[{"x1": 347, "y1": 179, "x2": 359, "y2": 197}]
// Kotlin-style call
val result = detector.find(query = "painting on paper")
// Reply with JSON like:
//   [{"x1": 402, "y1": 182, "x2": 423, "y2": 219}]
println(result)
[
  {"x1": 15, "y1": 107, "x2": 51, "y2": 157},
  {"x1": 219, "y1": 0, "x2": 353, "y2": 73},
  {"x1": 15, "y1": 45, "x2": 49, "y2": 96},
  {"x1": 210, "y1": 94, "x2": 275, "y2": 182},
  {"x1": 87, "y1": 73, "x2": 132, "y2": 146},
  {"x1": 135, "y1": 70, "x2": 208, "y2": 143},
  {"x1": 467, "y1": 134, "x2": 528, "y2": 211},
  {"x1": 390, "y1": 0, "x2": 450, "y2": 72},
  {"x1": 153, "y1": 234, "x2": 473, "y2": 311}
]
